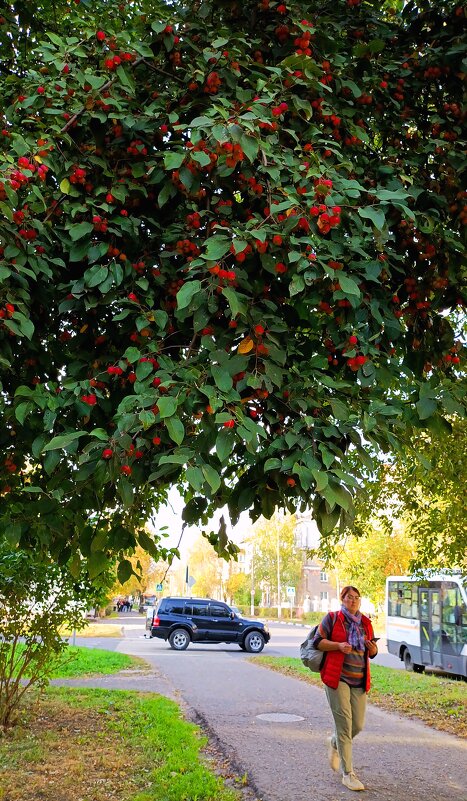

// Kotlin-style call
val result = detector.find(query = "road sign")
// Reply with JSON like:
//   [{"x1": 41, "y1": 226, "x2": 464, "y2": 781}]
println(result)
[
  {"x1": 286, "y1": 586, "x2": 296, "y2": 597},
  {"x1": 156, "y1": 583, "x2": 163, "y2": 592}
]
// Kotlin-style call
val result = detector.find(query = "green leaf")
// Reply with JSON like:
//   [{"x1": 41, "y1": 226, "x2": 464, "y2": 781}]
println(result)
[
  {"x1": 312, "y1": 469, "x2": 328, "y2": 492},
  {"x1": 59, "y1": 178, "x2": 71, "y2": 194},
  {"x1": 118, "y1": 477, "x2": 134, "y2": 508},
  {"x1": 416, "y1": 396, "x2": 437, "y2": 420},
  {"x1": 69, "y1": 222, "x2": 94, "y2": 241},
  {"x1": 330, "y1": 398, "x2": 350, "y2": 420},
  {"x1": 116, "y1": 64, "x2": 135, "y2": 91},
  {"x1": 163, "y1": 152, "x2": 185, "y2": 170},
  {"x1": 176, "y1": 280, "x2": 202, "y2": 310},
  {"x1": 157, "y1": 397, "x2": 177, "y2": 418},
  {"x1": 264, "y1": 458, "x2": 282, "y2": 471},
  {"x1": 85, "y1": 265, "x2": 109, "y2": 288},
  {"x1": 211, "y1": 366, "x2": 233, "y2": 392},
  {"x1": 204, "y1": 236, "x2": 231, "y2": 261},
  {"x1": 216, "y1": 429, "x2": 234, "y2": 462},
  {"x1": 88, "y1": 551, "x2": 110, "y2": 579},
  {"x1": 123, "y1": 346, "x2": 141, "y2": 363},
  {"x1": 117, "y1": 558, "x2": 133, "y2": 584},
  {"x1": 202, "y1": 464, "x2": 221, "y2": 493},
  {"x1": 338, "y1": 275, "x2": 361, "y2": 297},
  {"x1": 358, "y1": 207, "x2": 386, "y2": 230},
  {"x1": 186, "y1": 466, "x2": 205, "y2": 492},
  {"x1": 239, "y1": 133, "x2": 259, "y2": 162},
  {"x1": 15, "y1": 401, "x2": 34, "y2": 425},
  {"x1": 191, "y1": 150, "x2": 211, "y2": 167},
  {"x1": 43, "y1": 431, "x2": 87, "y2": 451},
  {"x1": 222, "y1": 287, "x2": 246, "y2": 317},
  {"x1": 165, "y1": 416, "x2": 185, "y2": 445}
]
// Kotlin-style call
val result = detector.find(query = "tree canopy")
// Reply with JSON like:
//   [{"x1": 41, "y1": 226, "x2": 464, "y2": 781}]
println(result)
[
  {"x1": 345, "y1": 417, "x2": 467, "y2": 569},
  {"x1": 0, "y1": 0, "x2": 465, "y2": 577}
]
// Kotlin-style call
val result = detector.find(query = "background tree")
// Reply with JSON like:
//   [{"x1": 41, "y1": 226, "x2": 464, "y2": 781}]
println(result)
[
  {"x1": 332, "y1": 523, "x2": 415, "y2": 607},
  {"x1": 224, "y1": 570, "x2": 253, "y2": 607},
  {"x1": 0, "y1": 0, "x2": 465, "y2": 576},
  {"x1": 248, "y1": 513, "x2": 302, "y2": 603},
  {"x1": 346, "y1": 416, "x2": 467, "y2": 570},
  {"x1": 186, "y1": 534, "x2": 224, "y2": 598}
]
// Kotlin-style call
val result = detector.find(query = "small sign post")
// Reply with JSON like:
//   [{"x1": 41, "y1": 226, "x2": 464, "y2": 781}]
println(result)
[{"x1": 286, "y1": 586, "x2": 295, "y2": 619}]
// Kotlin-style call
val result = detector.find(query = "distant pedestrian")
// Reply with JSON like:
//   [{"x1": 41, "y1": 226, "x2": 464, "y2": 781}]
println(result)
[{"x1": 312, "y1": 586, "x2": 378, "y2": 792}]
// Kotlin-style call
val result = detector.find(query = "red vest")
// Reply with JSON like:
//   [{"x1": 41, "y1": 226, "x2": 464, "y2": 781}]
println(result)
[{"x1": 320, "y1": 611, "x2": 374, "y2": 692}]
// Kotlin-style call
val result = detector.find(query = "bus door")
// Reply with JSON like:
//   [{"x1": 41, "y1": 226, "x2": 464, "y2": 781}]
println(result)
[{"x1": 419, "y1": 588, "x2": 442, "y2": 667}]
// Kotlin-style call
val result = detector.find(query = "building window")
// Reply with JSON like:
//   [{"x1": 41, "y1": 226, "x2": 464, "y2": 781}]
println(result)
[
  {"x1": 320, "y1": 591, "x2": 328, "y2": 601},
  {"x1": 320, "y1": 571, "x2": 328, "y2": 582}
]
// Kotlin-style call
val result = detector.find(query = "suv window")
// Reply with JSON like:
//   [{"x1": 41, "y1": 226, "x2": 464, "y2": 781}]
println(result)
[
  {"x1": 192, "y1": 603, "x2": 208, "y2": 616},
  {"x1": 209, "y1": 604, "x2": 231, "y2": 618},
  {"x1": 166, "y1": 602, "x2": 185, "y2": 614}
]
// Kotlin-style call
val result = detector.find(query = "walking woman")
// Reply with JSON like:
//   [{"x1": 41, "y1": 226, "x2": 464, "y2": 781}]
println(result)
[{"x1": 313, "y1": 586, "x2": 378, "y2": 792}]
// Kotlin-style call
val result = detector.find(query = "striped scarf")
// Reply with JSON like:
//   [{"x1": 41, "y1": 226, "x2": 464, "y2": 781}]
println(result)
[{"x1": 340, "y1": 605, "x2": 365, "y2": 652}]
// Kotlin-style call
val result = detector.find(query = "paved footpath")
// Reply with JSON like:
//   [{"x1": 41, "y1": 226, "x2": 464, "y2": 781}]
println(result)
[{"x1": 57, "y1": 628, "x2": 467, "y2": 801}]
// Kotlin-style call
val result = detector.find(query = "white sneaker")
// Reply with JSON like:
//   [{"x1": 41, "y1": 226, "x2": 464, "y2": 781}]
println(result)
[
  {"x1": 342, "y1": 772, "x2": 365, "y2": 791},
  {"x1": 327, "y1": 736, "x2": 339, "y2": 772}
]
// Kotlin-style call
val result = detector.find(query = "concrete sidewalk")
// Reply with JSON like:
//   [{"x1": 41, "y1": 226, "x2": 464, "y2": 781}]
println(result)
[{"x1": 56, "y1": 638, "x2": 467, "y2": 801}]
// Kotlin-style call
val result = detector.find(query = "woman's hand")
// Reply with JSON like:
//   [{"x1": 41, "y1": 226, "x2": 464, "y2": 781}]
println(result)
[
  {"x1": 338, "y1": 641, "x2": 352, "y2": 654},
  {"x1": 365, "y1": 639, "x2": 378, "y2": 656}
]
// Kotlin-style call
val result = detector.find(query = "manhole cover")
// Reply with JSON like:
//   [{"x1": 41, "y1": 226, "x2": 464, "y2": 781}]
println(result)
[{"x1": 256, "y1": 713, "x2": 305, "y2": 722}]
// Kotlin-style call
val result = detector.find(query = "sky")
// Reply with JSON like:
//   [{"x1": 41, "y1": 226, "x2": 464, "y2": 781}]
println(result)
[{"x1": 147, "y1": 486, "x2": 252, "y2": 559}]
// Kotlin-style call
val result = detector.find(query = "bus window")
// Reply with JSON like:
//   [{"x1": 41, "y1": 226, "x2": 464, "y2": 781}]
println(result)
[
  {"x1": 388, "y1": 581, "x2": 417, "y2": 618},
  {"x1": 442, "y1": 587, "x2": 467, "y2": 655}
]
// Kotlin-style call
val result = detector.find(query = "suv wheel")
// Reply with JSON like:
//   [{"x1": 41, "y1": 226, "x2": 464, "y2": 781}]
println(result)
[
  {"x1": 169, "y1": 628, "x2": 190, "y2": 650},
  {"x1": 244, "y1": 631, "x2": 265, "y2": 653}
]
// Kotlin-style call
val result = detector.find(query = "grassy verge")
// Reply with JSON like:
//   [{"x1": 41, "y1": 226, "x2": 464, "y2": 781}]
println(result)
[
  {"x1": 3, "y1": 644, "x2": 145, "y2": 679},
  {"x1": 60, "y1": 622, "x2": 124, "y2": 637},
  {"x1": 0, "y1": 688, "x2": 243, "y2": 801},
  {"x1": 254, "y1": 656, "x2": 467, "y2": 738},
  {"x1": 50, "y1": 646, "x2": 147, "y2": 677}
]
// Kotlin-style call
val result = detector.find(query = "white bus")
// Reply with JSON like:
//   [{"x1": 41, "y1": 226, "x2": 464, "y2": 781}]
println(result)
[{"x1": 386, "y1": 573, "x2": 467, "y2": 677}]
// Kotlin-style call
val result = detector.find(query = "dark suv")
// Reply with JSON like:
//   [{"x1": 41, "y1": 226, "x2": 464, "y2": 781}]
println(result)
[{"x1": 146, "y1": 597, "x2": 270, "y2": 653}]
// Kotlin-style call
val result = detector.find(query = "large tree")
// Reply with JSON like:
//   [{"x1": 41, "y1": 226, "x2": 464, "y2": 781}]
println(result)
[
  {"x1": 345, "y1": 417, "x2": 467, "y2": 569},
  {"x1": 0, "y1": 0, "x2": 465, "y2": 578}
]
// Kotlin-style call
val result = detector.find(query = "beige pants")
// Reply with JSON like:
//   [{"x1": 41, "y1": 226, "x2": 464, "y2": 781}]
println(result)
[{"x1": 325, "y1": 681, "x2": 367, "y2": 774}]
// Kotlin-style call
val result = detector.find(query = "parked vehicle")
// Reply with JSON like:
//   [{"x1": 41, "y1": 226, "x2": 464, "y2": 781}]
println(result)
[
  {"x1": 386, "y1": 572, "x2": 467, "y2": 677},
  {"x1": 146, "y1": 596, "x2": 270, "y2": 652},
  {"x1": 138, "y1": 594, "x2": 157, "y2": 614}
]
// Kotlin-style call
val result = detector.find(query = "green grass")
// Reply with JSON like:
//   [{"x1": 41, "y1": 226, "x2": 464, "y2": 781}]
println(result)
[
  {"x1": 254, "y1": 656, "x2": 467, "y2": 738},
  {"x1": 4, "y1": 644, "x2": 144, "y2": 678},
  {"x1": 0, "y1": 688, "x2": 243, "y2": 801},
  {"x1": 50, "y1": 646, "x2": 145, "y2": 677}
]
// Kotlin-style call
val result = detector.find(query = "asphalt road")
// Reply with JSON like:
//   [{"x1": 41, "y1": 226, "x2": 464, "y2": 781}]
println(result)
[
  {"x1": 65, "y1": 616, "x2": 467, "y2": 801},
  {"x1": 75, "y1": 615, "x2": 403, "y2": 669}
]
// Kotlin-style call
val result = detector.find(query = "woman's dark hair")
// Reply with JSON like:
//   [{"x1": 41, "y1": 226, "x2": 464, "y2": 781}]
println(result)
[{"x1": 340, "y1": 585, "x2": 361, "y2": 601}]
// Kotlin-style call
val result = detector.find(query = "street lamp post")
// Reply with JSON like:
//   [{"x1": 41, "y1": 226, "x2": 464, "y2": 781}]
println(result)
[
  {"x1": 250, "y1": 547, "x2": 255, "y2": 616},
  {"x1": 277, "y1": 526, "x2": 282, "y2": 619}
]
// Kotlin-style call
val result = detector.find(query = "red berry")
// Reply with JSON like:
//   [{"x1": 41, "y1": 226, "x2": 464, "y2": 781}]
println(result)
[
  {"x1": 152, "y1": 436, "x2": 161, "y2": 445},
  {"x1": 120, "y1": 465, "x2": 132, "y2": 476},
  {"x1": 102, "y1": 448, "x2": 113, "y2": 459},
  {"x1": 348, "y1": 335, "x2": 358, "y2": 345},
  {"x1": 96, "y1": 30, "x2": 106, "y2": 41}
]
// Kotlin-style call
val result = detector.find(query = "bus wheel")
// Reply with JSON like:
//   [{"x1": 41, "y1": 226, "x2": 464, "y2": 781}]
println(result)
[
  {"x1": 413, "y1": 663, "x2": 425, "y2": 673},
  {"x1": 403, "y1": 650, "x2": 414, "y2": 671}
]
